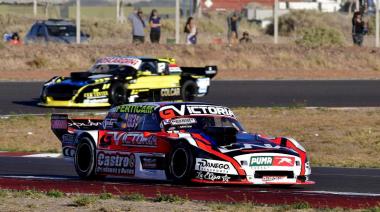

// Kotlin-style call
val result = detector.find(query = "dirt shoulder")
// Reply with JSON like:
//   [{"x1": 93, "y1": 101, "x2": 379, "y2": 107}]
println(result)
[
  {"x1": 1, "y1": 107, "x2": 380, "y2": 168},
  {"x1": 1, "y1": 43, "x2": 380, "y2": 81}
]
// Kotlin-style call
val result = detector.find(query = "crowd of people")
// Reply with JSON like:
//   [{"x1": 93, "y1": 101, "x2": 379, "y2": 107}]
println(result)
[
  {"x1": 127, "y1": 7, "x2": 252, "y2": 45},
  {"x1": 2, "y1": 7, "x2": 370, "y2": 47}
]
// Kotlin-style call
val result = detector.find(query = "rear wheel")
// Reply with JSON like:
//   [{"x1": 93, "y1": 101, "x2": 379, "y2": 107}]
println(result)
[
  {"x1": 109, "y1": 82, "x2": 127, "y2": 106},
  {"x1": 74, "y1": 137, "x2": 97, "y2": 179},
  {"x1": 181, "y1": 80, "x2": 197, "y2": 101},
  {"x1": 167, "y1": 142, "x2": 194, "y2": 184}
]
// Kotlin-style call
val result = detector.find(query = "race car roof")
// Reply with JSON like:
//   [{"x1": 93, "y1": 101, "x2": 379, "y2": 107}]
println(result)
[
  {"x1": 95, "y1": 56, "x2": 144, "y2": 70},
  {"x1": 110, "y1": 102, "x2": 235, "y2": 118}
]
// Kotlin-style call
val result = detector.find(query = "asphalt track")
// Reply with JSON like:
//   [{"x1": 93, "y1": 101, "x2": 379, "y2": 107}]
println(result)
[
  {"x1": 2, "y1": 80, "x2": 380, "y2": 114},
  {"x1": 0, "y1": 156, "x2": 379, "y2": 208}
]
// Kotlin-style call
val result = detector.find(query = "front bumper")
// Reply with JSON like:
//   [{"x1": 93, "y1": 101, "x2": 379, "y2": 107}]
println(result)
[
  {"x1": 191, "y1": 153, "x2": 314, "y2": 185},
  {"x1": 191, "y1": 178, "x2": 315, "y2": 185}
]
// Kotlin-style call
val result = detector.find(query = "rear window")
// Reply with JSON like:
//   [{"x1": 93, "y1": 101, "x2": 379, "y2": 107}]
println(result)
[
  {"x1": 102, "y1": 112, "x2": 160, "y2": 132},
  {"x1": 47, "y1": 25, "x2": 76, "y2": 37}
]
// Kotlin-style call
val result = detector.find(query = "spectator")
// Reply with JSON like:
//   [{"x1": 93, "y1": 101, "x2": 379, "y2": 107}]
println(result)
[
  {"x1": 352, "y1": 11, "x2": 367, "y2": 46},
  {"x1": 184, "y1": 17, "x2": 197, "y2": 45},
  {"x1": 239, "y1": 31, "x2": 252, "y2": 44},
  {"x1": 229, "y1": 31, "x2": 238, "y2": 46},
  {"x1": 128, "y1": 8, "x2": 146, "y2": 44},
  {"x1": 227, "y1": 11, "x2": 241, "y2": 44},
  {"x1": 10, "y1": 32, "x2": 21, "y2": 45},
  {"x1": 3, "y1": 33, "x2": 12, "y2": 42},
  {"x1": 149, "y1": 9, "x2": 161, "y2": 43}
]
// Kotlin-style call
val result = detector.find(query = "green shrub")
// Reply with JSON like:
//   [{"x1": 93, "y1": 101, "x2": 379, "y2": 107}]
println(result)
[
  {"x1": 153, "y1": 193, "x2": 187, "y2": 204},
  {"x1": 99, "y1": 192, "x2": 113, "y2": 200},
  {"x1": 120, "y1": 193, "x2": 145, "y2": 201},
  {"x1": 73, "y1": 195, "x2": 97, "y2": 207},
  {"x1": 296, "y1": 26, "x2": 344, "y2": 48},
  {"x1": 46, "y1": 189, "x2": 64, "y2": 198}
]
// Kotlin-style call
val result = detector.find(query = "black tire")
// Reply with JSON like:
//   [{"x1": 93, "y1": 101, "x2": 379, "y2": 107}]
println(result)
[
  {"x1": 109, "y1": 82, "x2": 127, "y2": 106},
  {"x1": 181, "y1": 80, "x2": 197, "y2": 101},
  {"x1": 74, "y1": 136, "x2": 97, "y2": 180},
  {"x1": 167, "y1": 142, "x2": 194, "y2": 184}
]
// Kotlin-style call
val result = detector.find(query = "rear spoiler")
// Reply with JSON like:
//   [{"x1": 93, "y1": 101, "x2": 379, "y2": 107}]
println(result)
[
  {"x1": 51, "y1": 114, "x2": 103, "y2": 141},
  {"x1": 180, "y1": 66, "x2": 217, "y2": 79}
]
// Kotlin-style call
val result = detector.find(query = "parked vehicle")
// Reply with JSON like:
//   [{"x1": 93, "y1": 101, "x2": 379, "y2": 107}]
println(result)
[{"x1": 24, "y1": 19, "x2": 89, "y2": 44}]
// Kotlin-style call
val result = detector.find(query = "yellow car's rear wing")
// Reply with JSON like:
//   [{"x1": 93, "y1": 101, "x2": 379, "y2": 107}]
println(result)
[{"x1": 180, "y1": 66, "x2": 217, "y2": 79}]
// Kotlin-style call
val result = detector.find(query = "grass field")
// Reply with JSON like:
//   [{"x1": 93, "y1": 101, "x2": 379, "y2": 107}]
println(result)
[
  {"x1": 1, "y1": 107, "x2": 380, "y2": 168},
  {"x1": 0, "y1": 189, "x2": 371, "y2": 211}
]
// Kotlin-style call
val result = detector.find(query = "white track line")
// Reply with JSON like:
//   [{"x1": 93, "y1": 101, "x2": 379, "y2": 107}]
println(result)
[
  {"x1": 22, "y1": 153, "x2": 62, "y2": 158},
  {"x1": 299, "y1": 190, "x2": 380, "y2": 197}
]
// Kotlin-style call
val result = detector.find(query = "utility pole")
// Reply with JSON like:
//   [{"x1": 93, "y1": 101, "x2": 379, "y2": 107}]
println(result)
[
  {"x1": 175, "y1": 0, "x2": 180, "y2": 44},
  {"x1": 116, "y1": 0, "x2": 120, "y2": 22},
  {"x1": 376, "y1": 0, "x2": 379, "y2": 47},
  {"x1": 76, "y1": 0, "x2": 81, "y2": 44},
  {"x1": 33, "y1": 0, "x2": 37, "y2": 17},
  {"x1": 274, "y1": 0, "x2": 279, "y2": 44}
]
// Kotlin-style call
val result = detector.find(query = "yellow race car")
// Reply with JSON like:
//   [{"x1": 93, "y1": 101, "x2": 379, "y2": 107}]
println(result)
[{"x1": 39, "y1": 56, "x2": 217, "y2": 107}]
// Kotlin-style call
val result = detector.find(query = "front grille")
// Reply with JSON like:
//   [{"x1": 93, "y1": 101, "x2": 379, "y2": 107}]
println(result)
[
  {"x1": 254, "y1": 171, "x2": 294, "y2": 179},
  {"x1": 46, "y1": 84, "x2": 81, "y2": 101}
]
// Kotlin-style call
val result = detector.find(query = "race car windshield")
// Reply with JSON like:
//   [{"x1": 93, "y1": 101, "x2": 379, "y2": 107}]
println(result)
[
  {"x1": 163, "y1": 116, "x2": 244, "y2": 132},
  {"x1": 89, "y1": 64, "x2": 136, "y2": 74}
]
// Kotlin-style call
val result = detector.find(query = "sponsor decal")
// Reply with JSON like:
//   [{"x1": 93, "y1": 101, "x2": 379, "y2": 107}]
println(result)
[
  {"x1": 250, "y1": 156, "x2": 295, "y2": 167},
  {"x1": 102, "y1": 118, "x2": 117, "y2": 129},
  {"x1": 140, "y1": 156, "x2": 165, "y2": 170},
  {"x1": 84, "y1": 91, "x2": 108, "y2": 98},
  {"x1": 159, "y1": 105, "x2": 235, "y2": 119},
  {"x1": 196, "y1": 171, "x2": 231, "y2": 182},
  {"x1": 273, "y1": 156, "x2": 295, "y2": 166},
  {"x1": 160, "y1": 88, "x2": 180, "y2": 97},
  {"x1": 68, "y1": 120, "x2": 102, "y2": 129},
  {"x1": 51, "y1": 115, "x2": 68, "y2": 129},
  {"x1": 96, "y1": 151, "x2": 135, "y2": 175},
  {"x1": 83, "y1": 98, "x2": 108, "y2": 103},
  {"x1": 115, "y1": 105, "x2": 156, "y2": 114},
  {"x1": 62, "y1": 134, "x2": 75, "y2": 145},
  {"x1": 262, "y1": 176, "x2": 287, "y2": 182},
  {"x1": 169, "y1": 118, "x2": 197, "y2": 126},
  {"x1": 97, "y1": 57, "x2": 141, "y2": 68},
  {"x1": 51, "y1": 119, "x2": 67, "y2": 129},
  {"x1": 195, "y1": 158, "x2": 236, "y2": 174},
  {"x1": 100, "y1": 132, "x2": 157, "y2": 148}
]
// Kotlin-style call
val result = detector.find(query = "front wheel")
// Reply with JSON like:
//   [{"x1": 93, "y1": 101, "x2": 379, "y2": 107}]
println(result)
[
  {"x1": 167, "y1": 142, "x2": 194, "y2": 184},
  {"x1": 74, "y1": 137, "x2": 97, "y2": 180},
  {"x1": 181, "y1": 80, "x2": 197, "y2": 101},
  {"x1": 109, "y1": 82, "x2": 127, "y2": 106}
]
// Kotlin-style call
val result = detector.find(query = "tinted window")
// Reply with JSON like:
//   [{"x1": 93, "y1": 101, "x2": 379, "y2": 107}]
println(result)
[
  {"x1": 37, "y1": 26, "x2": 45, "y2": 37},
  {"x1": 102, "y1": 112, "x2": 160, "y2": 132},
  {"x1": 140, "y1": 61, "x2": 157, "y2": 74},
  {"x1": 47, "y1": 25, "x2": 76, "y2": 37},
  {"x1": 29, "y1": 24, "x2": 39, "y2": 36},
  {"x1": 89, "y1": 64, "x2": 137, "y2": 74}
]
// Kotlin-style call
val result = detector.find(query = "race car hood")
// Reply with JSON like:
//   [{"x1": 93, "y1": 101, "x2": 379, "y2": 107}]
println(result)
[{"x1": 214, "y1": 132, "x2": 299, "y2": 157}]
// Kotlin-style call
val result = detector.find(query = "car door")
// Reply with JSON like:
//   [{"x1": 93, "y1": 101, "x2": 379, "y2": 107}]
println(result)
[
  {"x1": 35, "y1": 25, "x2": 47, "y2": 43},
  {"x1": 128, "y1": 61, "x2": 181, "y2": 99},
  {"x1": 98, "y1": 111, "x2": 167, "y2": 153}
]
